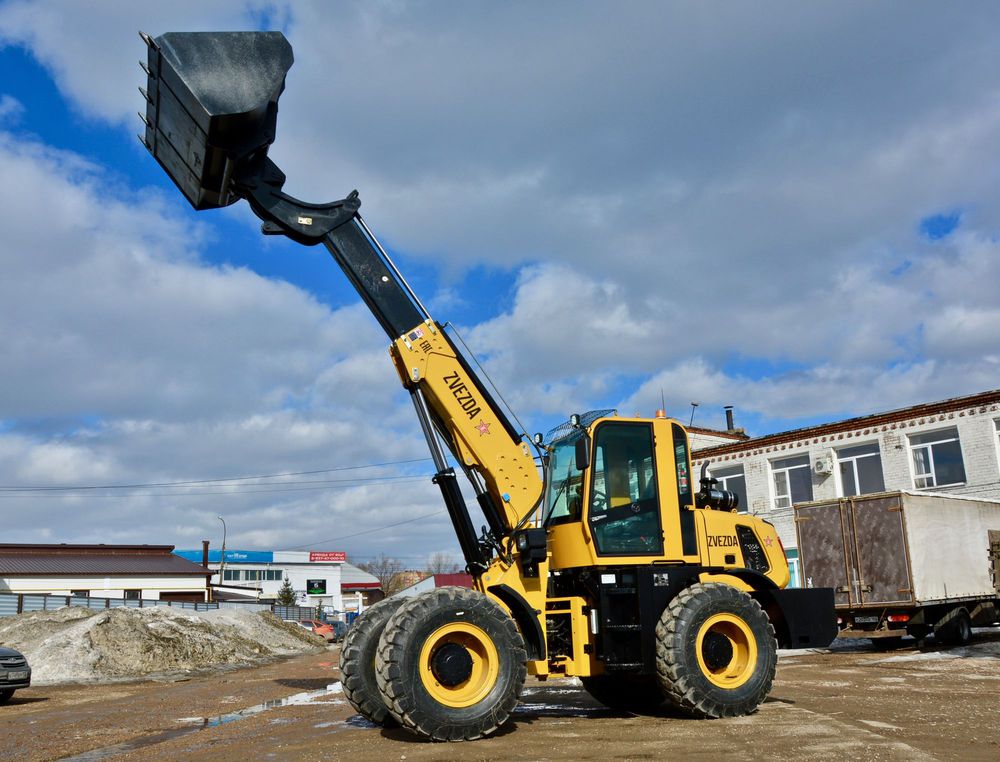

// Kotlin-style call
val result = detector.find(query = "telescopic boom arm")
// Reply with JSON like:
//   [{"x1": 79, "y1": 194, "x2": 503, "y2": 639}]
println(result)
[{"x1": 140, "y1": 31, "x2": 542, "y2": 572}]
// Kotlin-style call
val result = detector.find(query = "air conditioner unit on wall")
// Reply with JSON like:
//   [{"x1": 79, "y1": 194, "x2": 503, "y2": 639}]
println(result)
[{"x1": 814, "y1": 455, "x2": 834, "y2": 476}]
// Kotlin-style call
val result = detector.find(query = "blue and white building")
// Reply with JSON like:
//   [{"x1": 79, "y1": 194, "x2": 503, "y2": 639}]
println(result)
[{"x1": 174, "y1": 549, "x2": 376, "y2": 612}]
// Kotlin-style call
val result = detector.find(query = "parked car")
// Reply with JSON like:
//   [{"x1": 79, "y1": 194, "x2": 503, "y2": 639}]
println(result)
[
  {"x1": 0, "y1": 647, "x2": 31, "y2": 704},
  {"x1": 297, "y1": 620, "x2": 336, "y2": 642},
  {"x1": 329, "y1": 620, "x2": 350, "y2": 642}
]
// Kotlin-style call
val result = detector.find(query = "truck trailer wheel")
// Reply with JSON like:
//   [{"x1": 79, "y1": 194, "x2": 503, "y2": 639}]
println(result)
[
  {"x1": 375, "y1": 587, "x2": 526, "y2": 741},
  {"x1": 655, "y1": 582, "x2": 776, "y2": 718},
  {"x1": 340, "y1": 596, "x2": 407, "y2": 726},
  {"x1": 581, "y1": 675, "x2": 664, "y2": 712},
  {"x1": 939, "y1": 609, "x2": 972, "y2": 647}
]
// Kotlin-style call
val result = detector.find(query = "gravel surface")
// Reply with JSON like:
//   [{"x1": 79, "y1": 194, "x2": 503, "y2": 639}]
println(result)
[{"x1": 0, "y1": 629, "x2": 997, "y2": 760}]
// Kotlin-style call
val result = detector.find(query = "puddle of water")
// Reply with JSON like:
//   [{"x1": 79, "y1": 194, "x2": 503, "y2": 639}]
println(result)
[
  {"x1": 61, "y1": 683, "x2": 345, "y2": 761},
  {"x1": 345, "y1": 714, "x2": 380, "y2": 729},
  {"x1": 513, "y1": 702, "x2": 613, "y2": 718}
]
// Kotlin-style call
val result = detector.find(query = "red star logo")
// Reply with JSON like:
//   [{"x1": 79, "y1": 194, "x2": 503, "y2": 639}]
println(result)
[
  {"x1": 764, "y1": 536, "x2": 774, "y2": 547},
  {"x1": 476, "y1": 420, "x2": 491, "y2": 436}
]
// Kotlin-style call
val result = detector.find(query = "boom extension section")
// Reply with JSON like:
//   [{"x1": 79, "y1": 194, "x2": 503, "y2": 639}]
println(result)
[{"x1": 140, "y1": 31, "x2": 542, "y2": 571}]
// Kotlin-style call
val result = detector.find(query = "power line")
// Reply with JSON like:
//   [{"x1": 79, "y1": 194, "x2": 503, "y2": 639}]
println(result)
[
  {"x1": 0, "y1": 475, "x2": 436, "y2": 499},
  {"x1": 0, "y1": 457, "x2": 434, "y2": 493},
  {"x1": 275, "y1": 509, "x2": 448, "y2": 550}
]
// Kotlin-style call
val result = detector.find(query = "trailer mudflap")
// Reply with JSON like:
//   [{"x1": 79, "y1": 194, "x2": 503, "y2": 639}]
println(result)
[{"x1": 756, "y1": 587, "x2": 838, "y2": 648}]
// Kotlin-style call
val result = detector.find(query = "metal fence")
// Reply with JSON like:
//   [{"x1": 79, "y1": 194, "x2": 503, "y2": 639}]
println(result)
[
  {"x1": 0, "y1": 593, "x2": 318, "y2": 620},
  {"x1": 271, "y1": 605, "x2": 319, "y2": 621}
]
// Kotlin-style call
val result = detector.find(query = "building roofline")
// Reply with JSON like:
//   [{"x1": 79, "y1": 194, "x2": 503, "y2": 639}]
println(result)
[
  {"x1": 0, "y1": 571, "x2": 210, "y2": 577},
  {"x1": 0, "y1": 544, "x2": 176, "y2": 553},
  {"x1": 693, "y1": 388, "x2": 1000, "y2": 459},
  {"x1": 686, "y1": 425, "x2": 749, "y2": 441}
]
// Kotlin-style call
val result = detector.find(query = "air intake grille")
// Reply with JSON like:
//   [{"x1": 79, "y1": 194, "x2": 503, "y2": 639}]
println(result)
[{"x1": 736, "y1": 525, "x2": 770, "y2": 573}]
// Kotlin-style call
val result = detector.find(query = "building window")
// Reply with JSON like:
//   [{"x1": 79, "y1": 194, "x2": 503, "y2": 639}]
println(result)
[
  {"x1": 771, "y1": 455, "x2": 813, "y2": 510},
  {"x1": 711, "y1": 464, "x2": 748, "y2": 513},
  {"x1": 909, "y1": 428, "x2": 966, "y2": 488},
  {"x1": 265, "y1": 570, "x2": 283, "y2": 581},
  {"x1": 837, "y1": 443, "x2": 886, "y2": 497},
  {"x1": 995, "y1": 420, "x2": 1000, "y2": 466},
  {"x1": 222, "y1": 569, "x2": 240, "y2": 581},
  {"x1": 124, "y1": 589, "x2": 141, "y2": 600},
  {"x1": 71, "y1": 590, "x2": 89, "y2": 597}
]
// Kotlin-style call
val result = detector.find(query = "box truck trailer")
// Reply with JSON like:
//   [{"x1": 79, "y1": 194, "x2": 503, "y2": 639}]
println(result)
[{"x1": 795, "y1": 491, "x2": 1000, "y2": 646}]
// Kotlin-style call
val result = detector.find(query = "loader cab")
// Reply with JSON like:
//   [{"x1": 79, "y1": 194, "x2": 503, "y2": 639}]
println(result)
[{"x1": 544, "y1": 412, "x2": 699, "y2": 569}]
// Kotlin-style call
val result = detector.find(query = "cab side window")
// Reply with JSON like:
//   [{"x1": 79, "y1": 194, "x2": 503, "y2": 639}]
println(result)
[{"x1": 588, "y1": 422, "x2": 663, "y2": 555}]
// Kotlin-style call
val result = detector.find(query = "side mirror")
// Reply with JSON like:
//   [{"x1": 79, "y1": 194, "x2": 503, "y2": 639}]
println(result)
[{"x1": 574, "y1": 435, "x2": 591, "y2": 471}]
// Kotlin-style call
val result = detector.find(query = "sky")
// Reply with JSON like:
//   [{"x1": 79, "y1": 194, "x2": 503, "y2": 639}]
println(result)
[{"x1": 1, "y1": 1, "x2": 999, "y2": 568}]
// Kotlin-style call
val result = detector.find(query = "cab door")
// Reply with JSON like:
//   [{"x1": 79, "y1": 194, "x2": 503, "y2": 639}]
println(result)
[{"x1": 586, "y1": 421, "x2": 664, "y2": 557}]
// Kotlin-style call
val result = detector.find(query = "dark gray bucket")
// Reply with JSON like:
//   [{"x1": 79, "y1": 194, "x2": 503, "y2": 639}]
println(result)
[{"x1": 141, "y1": 31, "x2": 293, "y2": 210}]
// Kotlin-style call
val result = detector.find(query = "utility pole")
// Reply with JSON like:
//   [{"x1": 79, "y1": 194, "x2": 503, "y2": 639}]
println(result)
[{"x1": 217, "y1": 516, "x2": 227, "y2": 588}]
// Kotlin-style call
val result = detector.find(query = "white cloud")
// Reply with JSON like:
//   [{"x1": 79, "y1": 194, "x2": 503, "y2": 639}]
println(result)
[
  {"x1": 0, "y1": 125, "x2": 460, "y2": 558},
  {"x1": 0, "y1": 93, "x2": 23, "y2": 124},
  {"x1": 2, "y1": 2, "x2": 1000, "y2": 556}
]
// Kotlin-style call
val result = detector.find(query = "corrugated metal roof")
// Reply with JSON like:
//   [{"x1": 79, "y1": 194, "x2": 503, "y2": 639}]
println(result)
[
  {"x1": 340, "y1": 562, "x2": 380, "y2": 589},
  {"x1": 0, "y1": 553, "x2": 211, "y2": 576}
]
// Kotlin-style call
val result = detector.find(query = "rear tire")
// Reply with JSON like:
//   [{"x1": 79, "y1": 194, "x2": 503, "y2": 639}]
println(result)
[
  {"x1": 581, "y1": 675, "x2": 664, "y2": 712},
  {"x1": 655, "y1": 582, "x2": 777, "y2": 718},
  {"x1": 339, "y1": 596, "x2": 407, "y2": 726},
  {"x1": 939, "y1": 609, "x2": 972, "y2": 647},
  {"x1": 376, "y1": 587, "x2": 526, "y2": 741}
]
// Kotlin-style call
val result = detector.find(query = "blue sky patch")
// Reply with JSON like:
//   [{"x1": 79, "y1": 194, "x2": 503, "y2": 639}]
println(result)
[{"x1": 918, "y1": 211, "x2": 961, "y2": 241}]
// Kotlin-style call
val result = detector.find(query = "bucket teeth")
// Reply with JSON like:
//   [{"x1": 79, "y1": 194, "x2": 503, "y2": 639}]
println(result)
[
  {"x1": 139, "y1": 60, "x2": 151, "y2": 76},
  {"x1": 136, "y1": 134, "x2": 152, "y2": 151},
  {"x1": 137, "y1": 111, "x2": 150, "y2": 127},
  {"x1": 138, "y1": 31, "x2": 156, "y2": 48},
  {"x1": 138, "y1": 86, "x2": 152, "y2": 103}
]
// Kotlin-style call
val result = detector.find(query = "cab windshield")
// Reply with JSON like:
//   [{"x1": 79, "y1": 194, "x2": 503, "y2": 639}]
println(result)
[{"x1": 543, "y1": 435, "x2": 585, "y2": 525}]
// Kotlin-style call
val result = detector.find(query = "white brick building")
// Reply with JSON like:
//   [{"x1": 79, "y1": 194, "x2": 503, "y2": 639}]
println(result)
[{"x1": 692, "y1": 389, "x2": 1000, "y2": 585}]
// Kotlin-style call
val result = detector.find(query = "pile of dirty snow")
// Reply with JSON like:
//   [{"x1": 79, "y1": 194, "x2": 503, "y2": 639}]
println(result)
[{"x1": 0, "y1": 606, "x2": 325, "y2": 685}]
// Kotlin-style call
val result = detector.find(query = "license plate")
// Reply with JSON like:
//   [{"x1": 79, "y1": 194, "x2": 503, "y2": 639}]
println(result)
[
  {"x1": 6, "y1": 670, "x2": 27, "y2": 681},
  {"x1": 853, "y1": 615, "x2": 879, "y2": 624}
]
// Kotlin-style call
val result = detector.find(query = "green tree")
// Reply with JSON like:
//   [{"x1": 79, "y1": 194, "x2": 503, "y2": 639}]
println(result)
[{"x1": 276, "y1": 577, "x2": 297, "y2": 606}]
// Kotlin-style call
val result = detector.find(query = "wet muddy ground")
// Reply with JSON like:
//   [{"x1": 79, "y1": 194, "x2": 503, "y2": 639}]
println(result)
[{"x1": 2, "y1": 629, "x2": 998, "y2": 761}]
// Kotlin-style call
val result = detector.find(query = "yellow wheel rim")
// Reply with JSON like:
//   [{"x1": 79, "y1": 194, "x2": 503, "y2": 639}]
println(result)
[
  {"x1": 418, "y1": 622, "x2": 500, "y2": 708},
  {"x1": 695, "y1": 613, "x2": 758, "y2": 689}
]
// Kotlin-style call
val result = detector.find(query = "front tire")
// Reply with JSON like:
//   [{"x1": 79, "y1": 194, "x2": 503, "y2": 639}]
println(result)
[
  {"x1": 656, "y1": 582, "x2": 777, "y2": 718},
  {"x1": 339, "y1": 596, "x2": 407, "y2": 726},
  {"x1": 0, "y1": 689, "x2": 13, "y2": 705},
  {"x1": 376, "y1": 587, "x2": 527, "y2": 741}
]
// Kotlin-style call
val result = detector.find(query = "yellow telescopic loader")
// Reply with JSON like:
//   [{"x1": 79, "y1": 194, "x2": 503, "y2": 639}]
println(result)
[{"x1": 139, "y1": 31, "x2": 836, "y2": 741}]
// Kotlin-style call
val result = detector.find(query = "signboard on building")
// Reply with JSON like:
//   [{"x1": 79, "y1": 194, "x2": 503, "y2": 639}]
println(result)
[
  {"x1": 309, "y1": 551, "x2": 346, "y2": 563},
  {"x1": 306, "y1": 579, "x2": 327, "y2": 595}
]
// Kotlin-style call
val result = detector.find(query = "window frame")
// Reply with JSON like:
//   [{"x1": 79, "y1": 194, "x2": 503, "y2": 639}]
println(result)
[
  {"x1": 908, "y1": 427, "x2": 967, "y2": 489},
  {"x1": 994, "y1": 419, "x2": 1000, "y2": 473},
  {"x1": 770, "y1": 454, "x2": 813, "y2": 510},
  {"x1": 836, "y1": 442, "x2": 886, "y2": 497},
  {"x1": 711, "y1": 464, "x2": 748, "y2": 514}
]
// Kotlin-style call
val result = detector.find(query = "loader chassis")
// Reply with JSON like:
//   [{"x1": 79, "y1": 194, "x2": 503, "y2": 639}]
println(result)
[{"x1": 140, "y1": 30, "x2": 836, "y2": 741}]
